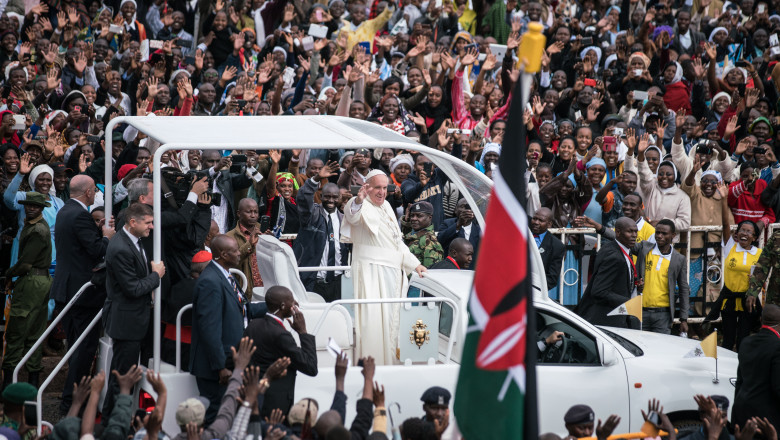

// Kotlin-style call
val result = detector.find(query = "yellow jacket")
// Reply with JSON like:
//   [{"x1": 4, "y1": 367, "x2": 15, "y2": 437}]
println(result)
[{"x1": 339, "y1": 7, "x2": 393, "y2": 53}]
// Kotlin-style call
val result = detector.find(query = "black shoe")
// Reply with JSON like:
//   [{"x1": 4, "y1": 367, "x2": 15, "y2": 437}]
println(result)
[{"x1": 27, "y1": 372, "x2": 39, "y2": 388}]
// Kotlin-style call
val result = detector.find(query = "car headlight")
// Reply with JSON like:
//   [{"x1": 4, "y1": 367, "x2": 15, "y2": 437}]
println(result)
[{"x1": 729, "y1": 378, "x2": 737, "y2": 387}]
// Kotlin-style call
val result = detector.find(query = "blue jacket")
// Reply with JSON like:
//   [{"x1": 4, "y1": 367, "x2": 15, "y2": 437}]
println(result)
[{"x1": 189, "y1": 261, "x2": 266, "y2": 378}]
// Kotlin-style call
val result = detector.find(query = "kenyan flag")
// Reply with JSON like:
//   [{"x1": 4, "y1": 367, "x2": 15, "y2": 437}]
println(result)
[{"x1": 454, "y1": 70, "x2": 538, "y2": 439}]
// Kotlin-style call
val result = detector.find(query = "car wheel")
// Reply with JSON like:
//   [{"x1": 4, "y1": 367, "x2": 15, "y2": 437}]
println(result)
[{"x1": 672, "y1": 419, "x2": 703, "y2": 436}]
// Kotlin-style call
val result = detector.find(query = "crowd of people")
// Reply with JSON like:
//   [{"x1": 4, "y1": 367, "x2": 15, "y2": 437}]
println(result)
[{"x1": 0, "y1": 0, "x2": 780, "y2": 437}]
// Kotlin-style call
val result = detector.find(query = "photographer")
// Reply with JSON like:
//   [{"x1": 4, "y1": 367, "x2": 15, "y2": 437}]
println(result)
[{"x1": 200, "y1": 150, "x2": 253, "y2": 234}]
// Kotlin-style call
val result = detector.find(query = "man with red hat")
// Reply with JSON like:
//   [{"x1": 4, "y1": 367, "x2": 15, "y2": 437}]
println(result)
[{"x1": 161, "y1": 250, "x2": 212, "y2": 371}]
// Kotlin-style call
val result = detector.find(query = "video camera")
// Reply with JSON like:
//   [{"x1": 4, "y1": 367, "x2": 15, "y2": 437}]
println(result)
[{"x1": 158, "y1": 168, "x2": 222, "y2": 208}]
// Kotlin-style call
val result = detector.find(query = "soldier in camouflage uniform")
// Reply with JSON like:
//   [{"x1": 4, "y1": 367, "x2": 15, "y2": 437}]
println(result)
[
  {"x1": 403, "y1": 201, "x2": 444, "y2": 268},
  {"x1": 747, "y1": 230, "x2": 780, "y2": 311}
]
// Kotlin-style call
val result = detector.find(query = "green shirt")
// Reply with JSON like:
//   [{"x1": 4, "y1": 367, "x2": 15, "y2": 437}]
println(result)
[
  {"x1": 405, "y1": 225, "x2": 444, "y2": 268},
  {"x1": 6, "y1": 215, "x2": 51, "y2": 278}
]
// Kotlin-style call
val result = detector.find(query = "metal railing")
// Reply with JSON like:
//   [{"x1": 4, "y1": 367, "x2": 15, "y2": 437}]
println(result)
[
  {"x1": 14, "y1": 281, "x2": 93, "y2": 382},
  {"x1": 310, "y1": 297, "x2": 461, "y2": 363},
  {"x1": 548, "y1": 227, "x2": 601, "y2": 305},
  {"x1": 35, "y1": 309, "x2": 102, "y2": 435},
  {"x1": 175, "y1": 304, "x2": 193, "y2": 373},
  {"x1": 541, "y1": 222, "x2": 780, "y2": 322}
]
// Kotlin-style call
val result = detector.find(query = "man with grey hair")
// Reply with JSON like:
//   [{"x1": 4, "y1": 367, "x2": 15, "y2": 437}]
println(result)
[
  {"x1": 117, "y1": 175, "x2": 210, "y2": 288},
  {"x1": 342, "y1": 170, "x2": 426, "y2": 364},
  {"x1": 52, "y1": 174, "x2": 115, "y2": 414}
]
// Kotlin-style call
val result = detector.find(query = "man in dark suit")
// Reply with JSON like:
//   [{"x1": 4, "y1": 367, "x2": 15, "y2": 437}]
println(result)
[
  {"x1": 51, "y1": 175, "x2": 115, "y2": 414},
  {"x1": 732, "y1": 304, "x2": 780, "y2": 433},
  {"x1": 438, "y1": 199, "x2": 481, "y2": 269},
  {"x1": 190, "y1": 234, "x2": 266, "y2": 424},
  {"x1": 430, "y1": 238, "x2": 473, "y2": 270},
  {"x1": 576, "y1": 217, "x2": 639, "y2": 329},
  {"x1": 102, "y1": 202, "x2": 166, "y2": 418},
  {"x1": 294, "y1": 166, "x2": 349, "y2": 301},
  {"x1": 119, "y1": 176, "x2": 211, "y2": 287},
  {"x1": 201, "y1": 150, "x2": 252, "y2": 233},
  {"x1": 244, "y1": 285, "x2": 318, "y2": 418},
  {"x1": 530, "y1": 208, "x2": 565, "y2": 290},
  {"x1": 671, "y1": 11, "x2": 706, "y2": 56}
]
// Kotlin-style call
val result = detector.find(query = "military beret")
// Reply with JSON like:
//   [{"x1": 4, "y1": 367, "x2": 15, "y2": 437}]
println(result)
[
  {"x1": 410, "y1": 201, "x2": 434, "y2": 215},
  {"x1": 421, "y1": 386, "x2": 451, "y2": 406},
  {"x1": 710, "y1": 395, "x2": 729, "y2": 412},
  {"x1": 564, "y1": 404, "x2": 594, "y2": 425},
  {"x1": 2, "y1": 382, "x2": 37, "y2": 405}
]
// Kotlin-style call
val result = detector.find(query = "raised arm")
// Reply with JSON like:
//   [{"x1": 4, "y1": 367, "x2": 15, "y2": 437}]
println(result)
[
  {"x1": 265, "y1": 149, "x2": 281, "y2": 198},
  {"x1": 719, "y1": 182, "x2": 732, "y2": 243}
]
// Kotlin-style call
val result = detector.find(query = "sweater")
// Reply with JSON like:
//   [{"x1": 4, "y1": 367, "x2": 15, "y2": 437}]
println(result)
[
  {"x1": 728, "y1": 179, "x2": 776, "y2": 226},
  {"x1": 637, "y1": 159, "x2": 692, "y2": 232}
]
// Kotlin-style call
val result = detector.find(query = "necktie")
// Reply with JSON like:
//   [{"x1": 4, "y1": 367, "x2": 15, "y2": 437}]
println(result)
[
  {"x1": 137, "y1": 239, "x2": 148, "y2": 274},
  {"x1": 326, "y1": 214, "x2": 336, "y2": 282},
  {"x1": 229, "y1": 275, "x2": 245, "y2": 316}
]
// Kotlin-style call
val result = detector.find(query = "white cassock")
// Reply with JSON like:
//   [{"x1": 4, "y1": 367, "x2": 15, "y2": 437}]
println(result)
[{"x1": 341, "y1": 196, "x2": 420, "y2": 365}]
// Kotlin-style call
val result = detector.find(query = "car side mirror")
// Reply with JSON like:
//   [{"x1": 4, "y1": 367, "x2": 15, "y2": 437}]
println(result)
[{"x1": 600, "y1": 342, "x2": 619, "y2": 366}]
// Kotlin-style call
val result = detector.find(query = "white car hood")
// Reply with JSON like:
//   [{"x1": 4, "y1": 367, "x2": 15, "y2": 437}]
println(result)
[{"x1": 601, "y1": 326, "x2": 738, "y2": 361}]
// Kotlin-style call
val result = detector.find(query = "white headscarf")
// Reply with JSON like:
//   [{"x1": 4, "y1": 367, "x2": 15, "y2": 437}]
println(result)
[
  {"x1": 709, "y1": 26, "x2": 728, "y2": 42},
  {"x1": 668, "y1": 61, "x2": 683, "y2": 84},
  {"x1": 120, "y1": 0, "x2": 138, "y2": 28},
  {"x1": 29, "y1": 164, "x2": 55, "y2": 196},
  {"x1": 579, "y1": 47, "x2": 602, "y2": 72},
  {"x1": 723, "y1": 64, "x2": 747, "y2": 82},
  {"x1": 701, "y1": 170, "x2": 723, "y2": 182},
  {"x1": 479, "y1": 143, "x2": 502, "y2": 166},
  {"x1": 390, "y1": 154, "x2": 414, "y2": 173}
]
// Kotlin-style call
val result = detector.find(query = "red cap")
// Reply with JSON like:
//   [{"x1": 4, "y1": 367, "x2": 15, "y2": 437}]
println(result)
[
  {"x1": 191, "y1": 251, "x2": 212, "y2": 263},
  {"x1": 117, "y1": 164, "x2": 137, "y2": 180}
]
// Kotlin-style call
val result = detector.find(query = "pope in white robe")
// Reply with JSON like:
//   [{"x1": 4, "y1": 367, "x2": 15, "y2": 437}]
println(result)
[{"x1": 341, "y1": 170, "x2": 426, "y2": 364}]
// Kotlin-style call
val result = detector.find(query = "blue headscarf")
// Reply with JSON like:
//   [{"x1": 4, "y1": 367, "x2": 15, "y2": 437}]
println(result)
[{"x1": 586, "y1": 157, "x2": 607, "y2": 170}]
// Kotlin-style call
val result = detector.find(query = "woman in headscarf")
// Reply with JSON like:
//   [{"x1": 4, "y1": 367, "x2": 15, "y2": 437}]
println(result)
[
  {"x1": 117, "y1": 0, "x2": 147, "y2": 43},
  {"x1": 388, "y1": 154, "x2": 413, "y2": 215},
  {"x1": 682, "y1": 162, "x2": 732, "y2": 318},
  {"x1": 264, "y1": 149, "x2": 300, "y2": 240},
  {"x1": 416, "y1": 85, "x2": 451, "y2": 135},
  {"x1": 3, "y1": 155, "x2": 63, "y2": 268},
  {"x1": 476, "y1": 142, "x2": 501, "y2": 174},
  {"x1": 659, "y1": 61, "x2": 691, "y2": 114},
  {"x1": 707, "y1": 91, "x2": 731, "y2": 123},
  {"x1": 579, "y1": 46, "x2": 602, "y2": 73},
  {"x1": 636, "y1": 137, "x2": 691, "y2": 232},
  {"x1": 609, "y1": 52, "x2": 652, "y2": 108}
]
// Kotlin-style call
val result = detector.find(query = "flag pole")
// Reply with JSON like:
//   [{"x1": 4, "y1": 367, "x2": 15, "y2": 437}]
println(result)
[{"x1": 713, "y1": 357, "x2": 719, "y2": 384}]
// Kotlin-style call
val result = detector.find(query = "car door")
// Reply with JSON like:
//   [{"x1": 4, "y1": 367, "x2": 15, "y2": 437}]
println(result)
[{"x1": 535, "y1": 304, "x2": 631, "y2": 435}]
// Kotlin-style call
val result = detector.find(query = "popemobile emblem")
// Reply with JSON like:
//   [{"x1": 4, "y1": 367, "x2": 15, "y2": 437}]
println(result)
[{"x1": 410, "y1": 319, "x2": 430, "y2": 349}]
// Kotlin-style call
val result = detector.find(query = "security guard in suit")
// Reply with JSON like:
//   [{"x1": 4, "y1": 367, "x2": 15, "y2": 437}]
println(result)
[{"x1": 3, "y1": 192, "x2": 53, "y2": 388}]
